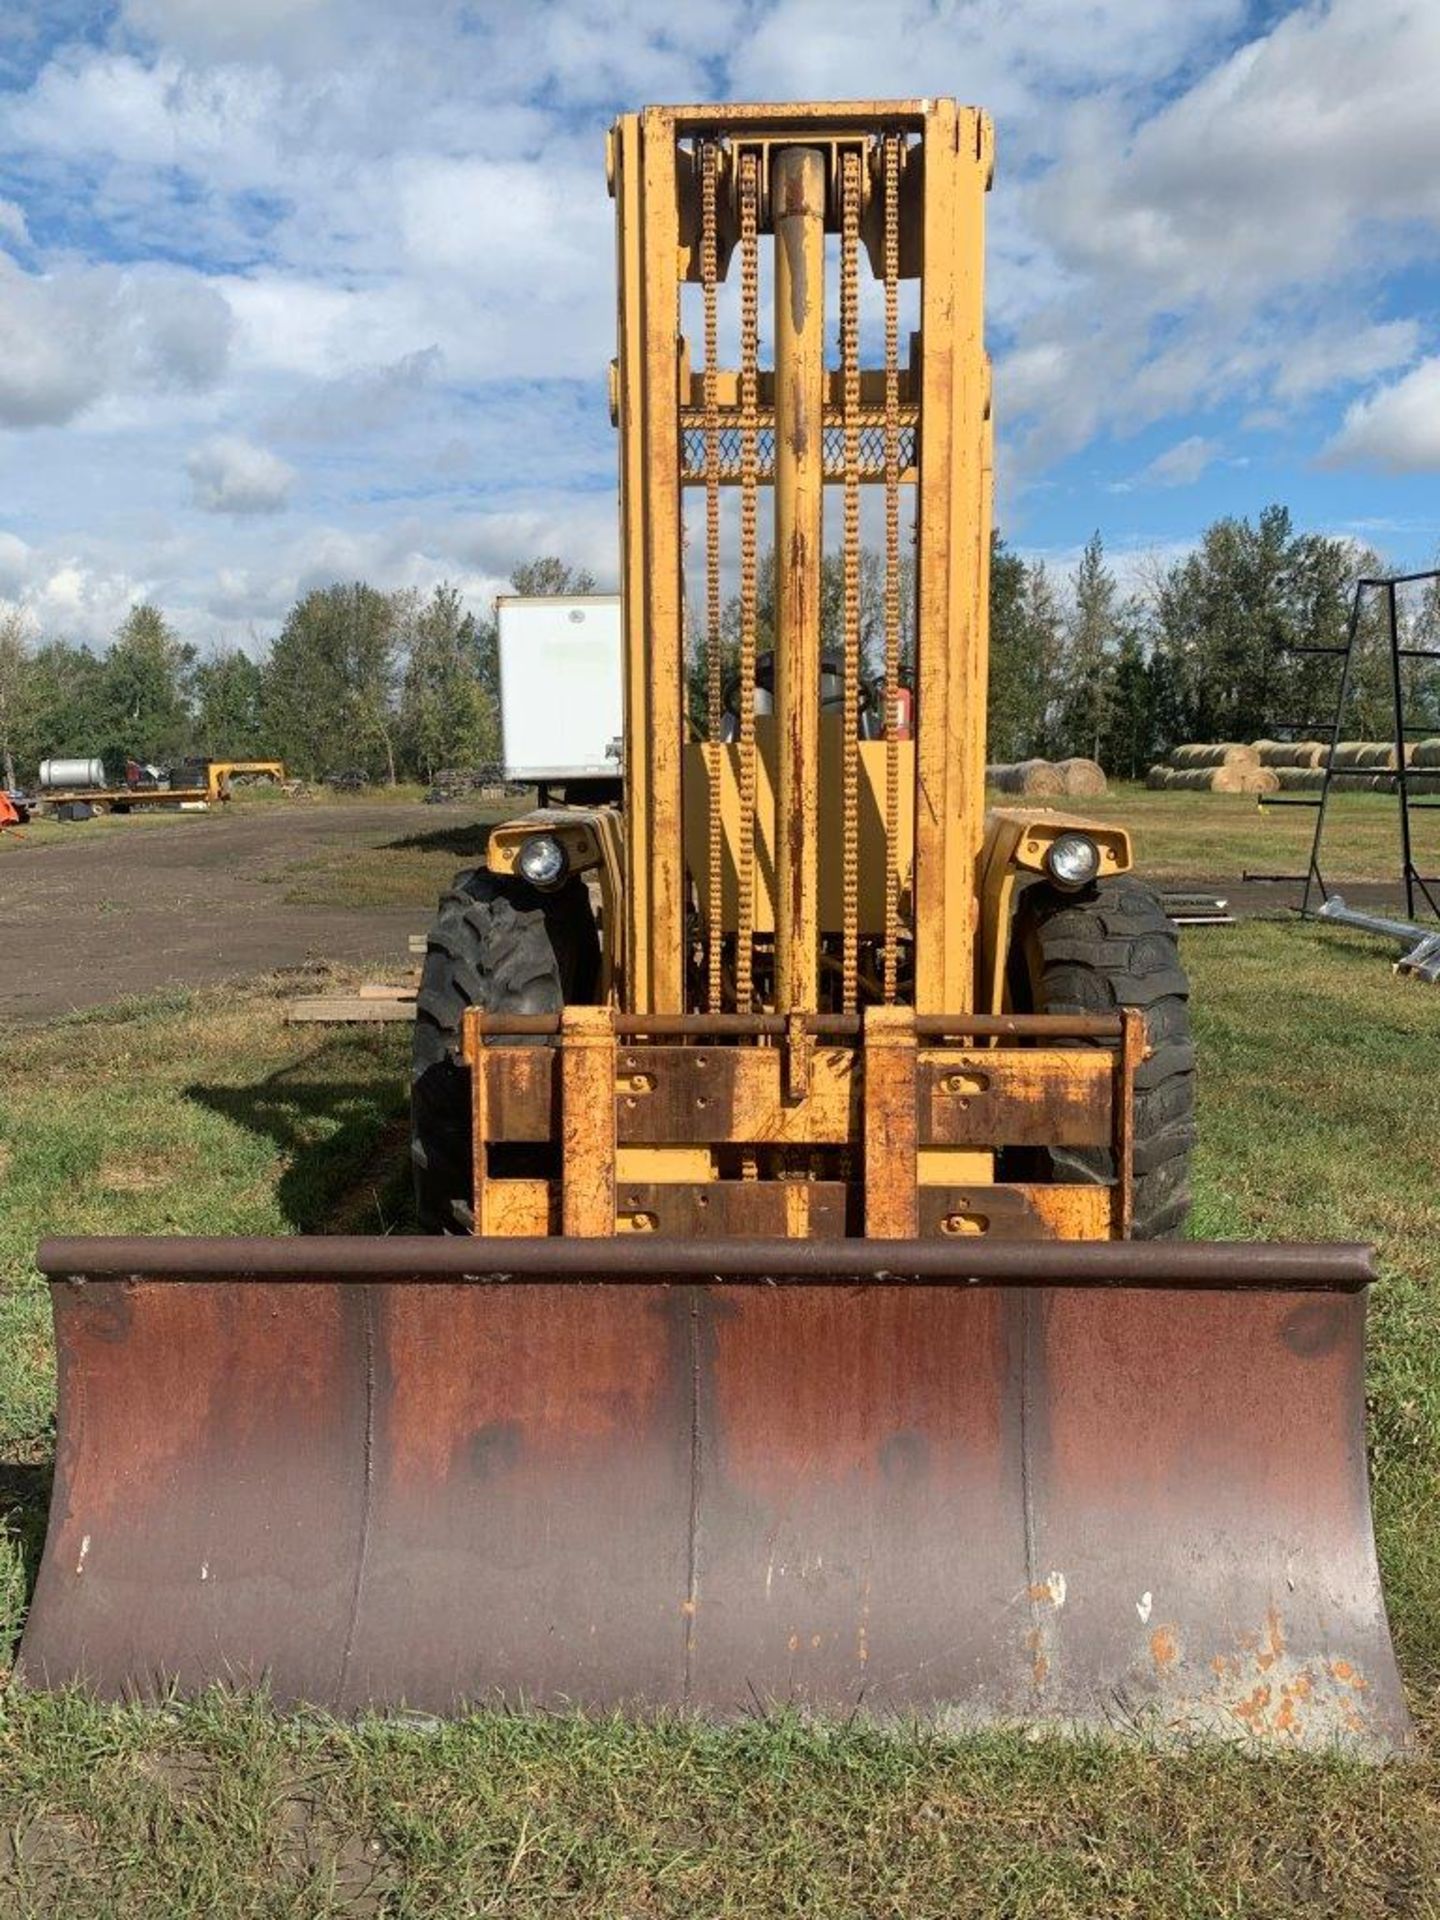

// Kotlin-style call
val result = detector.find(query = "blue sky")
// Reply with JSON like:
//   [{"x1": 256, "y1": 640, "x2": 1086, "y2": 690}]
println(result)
[{"x1": 0, "y1": 0, "x2": 1435, "y2": 647}]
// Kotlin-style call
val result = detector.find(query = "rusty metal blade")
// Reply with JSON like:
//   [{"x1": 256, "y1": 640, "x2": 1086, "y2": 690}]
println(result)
[{"x1": 19, "y1": 1238, "x2": 1411, "y2": 1752}]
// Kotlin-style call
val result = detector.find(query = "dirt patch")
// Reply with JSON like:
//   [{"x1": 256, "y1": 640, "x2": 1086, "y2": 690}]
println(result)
[{"x1": 0, "y1": 802, "x2": 476, "y2": 1024}]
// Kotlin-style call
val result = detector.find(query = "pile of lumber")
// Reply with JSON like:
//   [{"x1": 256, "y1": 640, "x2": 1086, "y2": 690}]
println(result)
[{"x1": 986, "y1": 757, "x2": 1108, "y2": 798}]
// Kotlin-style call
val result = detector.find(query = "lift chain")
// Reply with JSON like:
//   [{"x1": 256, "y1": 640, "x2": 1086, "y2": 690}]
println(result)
[
  {"x1": 701, "y1": 139, "x2": 723, "y2": 1012},
  {"x1": 840, "y1": 146, "x2": 862, "y2": 1014}
]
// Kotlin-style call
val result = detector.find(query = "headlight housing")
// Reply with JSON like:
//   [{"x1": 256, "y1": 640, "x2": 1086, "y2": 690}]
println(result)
[
  {"x1": 516, "y1": 832, "x2": 569, "y2": 890},
  {"x1": 1044, "y1": 831, "x2": 1101, "y2": 891}
]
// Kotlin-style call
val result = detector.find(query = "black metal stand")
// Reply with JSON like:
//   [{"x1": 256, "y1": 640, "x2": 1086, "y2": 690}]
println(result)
[{"x1": 1252, "y1": 569, "x2": 1440, "y2": 920}]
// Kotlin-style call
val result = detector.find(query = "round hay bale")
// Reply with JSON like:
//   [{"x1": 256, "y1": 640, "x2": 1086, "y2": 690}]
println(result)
[
  {"x1": 1412, "y1": 738, "x2": 1440, "y2": 769},
  {"x1": 1235, "y1": 766, "x2": 1280, "y2": 794},
  {"x1": 1329, "y1": 741, "x2": 1402, "y2": 769},
  {"x1": 1053, "y1": 757, "x2": 1107, "y2": 797},
  {"x1": 987, "y1": 759, "x2": 1066, "y2": 798},
  {"x1": 1150, "y1": 767, "x2": 1251, "y2": 792},
  {"x1": 1254, "y1": 740, "x2": 1326, "y2": 768},
  {"x1": 1169, "y1": 743, "x2": 1260, "y2": 771},
  {"x1": 1275, "y1": 766, "x2": 1325, "y2": 791}
]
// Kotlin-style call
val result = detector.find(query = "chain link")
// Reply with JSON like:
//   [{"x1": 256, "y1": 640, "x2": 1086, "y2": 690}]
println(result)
[
  {"x1": 882, "y1": 132, "x2": 902, "y2": 1004},
  {"x1": 701, "y1": 140, "x2": 723, "y2": 1012},
  {"x1": 736, "y1": 149, "x2": 759, "y2": 1013},
  {"x1": 840, "y1": 147, "x2": 862, "y2": 1015}
]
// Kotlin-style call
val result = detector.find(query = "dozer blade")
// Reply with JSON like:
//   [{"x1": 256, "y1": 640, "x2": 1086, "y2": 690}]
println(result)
[{"x1": 21, "y1": 1236, "x2": 1411, "y2": 1753}]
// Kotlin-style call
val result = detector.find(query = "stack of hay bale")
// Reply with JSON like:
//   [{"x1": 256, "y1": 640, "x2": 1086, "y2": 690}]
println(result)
[
  {"x1": 986, "y1": 757, "x2": 1108, "y2": 798},
  {"x1": 1407, "y1": 739, "x2": 1440, "y2": 794},
  {"x1": 1148, "y1": 737, "x2": 1440, "y2": 794},
  {"x1": 1146, "y1": 744, "x2": 1278, "y2": 794}
]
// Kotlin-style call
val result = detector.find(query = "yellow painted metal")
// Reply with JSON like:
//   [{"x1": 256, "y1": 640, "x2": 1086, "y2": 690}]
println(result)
[
  {"x1": 975, "y1": 807, "x2": 1133, "y2": 1016},
  {"x1": 863, "y1": 1006, "x2": 919, "y2": 1237},
  {"x1": 771, "y1": 146, "x2": 826, "y2": 1015},
  {"x1": 559, "y1": 1007, "x2": 617, "y2": 1235},
  {"x1": 488, "y1": 806, "x2": 625, "y2": 1003},
  {"x1": 913, "y1": 103, "x2": 993, "y2": 1014},
  {"x1": 206, "y1": 760, "x2": 285, "y2": 800},
  {"x1": 608, "y1": 110, "x2": 684, "y2": 1013},
  {"x1": 683, "y1": 727, "x2": 914, "y2": 933},
  {"x1": 463, "y1": 101, "x2": 1138, "y2": 1248}
]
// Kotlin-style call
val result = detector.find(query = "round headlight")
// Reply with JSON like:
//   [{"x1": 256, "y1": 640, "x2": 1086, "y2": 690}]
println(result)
[
  {"x1": 1044, "y1": 832, "x2": 1101, "y2": 891},
  {"x1": 516, "y1": 832, "x2": 568, "y2": 889}
]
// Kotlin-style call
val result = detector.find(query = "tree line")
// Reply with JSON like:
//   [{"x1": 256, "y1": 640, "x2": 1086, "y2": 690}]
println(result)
[
  {"x1": 989, "y1": 506, "x2": 1440, "y2": 777},
  {"x1": 0, "y1": 506, "x2": 1432, "y2": 792}
]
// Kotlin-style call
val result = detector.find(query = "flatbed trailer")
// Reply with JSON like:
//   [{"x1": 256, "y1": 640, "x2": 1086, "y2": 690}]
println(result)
[{"x1": 39, "y1": 785, "x2": 211, "y2": 815}]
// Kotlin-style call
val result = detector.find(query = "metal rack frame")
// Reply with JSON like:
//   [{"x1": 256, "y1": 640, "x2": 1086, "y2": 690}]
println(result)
[{"x1": 1253, "y1": 569, "x2": 1440, "y2": 920}]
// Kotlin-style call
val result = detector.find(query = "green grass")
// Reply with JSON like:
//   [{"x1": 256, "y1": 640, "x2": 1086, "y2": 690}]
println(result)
[
  {"x1": 2, "y1": 914, "x2": 1440, "y2": 1913},
  {"x1": 271, "y1": 810, "x2": 530, "y2": 908},
  {"x1": 1053, "y1": 782, "x2": 1440, "y2": 881}
]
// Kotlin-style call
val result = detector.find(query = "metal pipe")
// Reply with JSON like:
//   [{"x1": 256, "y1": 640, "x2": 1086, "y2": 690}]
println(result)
[
  {"x1": 38, "y1": 1235, "x2": 1377, "y2": 1292},
  {"x1": 1317, "y1": 895, "x2": 1432, "y2": 945},
  {"x1": 771, "y1": 147, "x2": 826, "y2": 1013}
]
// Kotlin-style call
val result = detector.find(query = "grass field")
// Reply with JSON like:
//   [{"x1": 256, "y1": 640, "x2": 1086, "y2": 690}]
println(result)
[
  {"x1": 258, "y1": 783, "x2": 1440, "y2": 911},
  {"x1": 2, "y1": 805, "x2": 1440, "y2": 1914}
]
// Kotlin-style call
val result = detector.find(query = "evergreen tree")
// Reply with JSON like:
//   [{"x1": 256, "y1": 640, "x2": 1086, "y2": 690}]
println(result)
[
  {"x1": 1053, "y1": 534, "x2": 1118, "y2": 760},
  {"x1": 99, "y1": 603, "x2": 195, "y2": 761},
  {"x1": 262, "y1": 583, "x2": 402, "y2": 780},
  {"x1": 0, "y1": 608, "x2": 29, "y2": 789},
  {"x1": 193, "y1": 649, "x2": 268, "y2": 758},
  {"x1": 399, "y1": 583, "x2": 498, "y2": 779},
  {"x1": 22, "y1": 640, "x2": 109, "y2": 768}
]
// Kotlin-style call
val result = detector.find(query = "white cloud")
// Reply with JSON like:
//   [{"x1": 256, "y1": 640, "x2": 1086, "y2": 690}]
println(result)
[
  {"x1": 186, "y1": 434, "x2": 295, "y2": 513},
  {"x1": 1271, "y1": 319, "x2": 1420, "y2": 403},
  {"x1": 1322, "y1": 359, "x2": 1440, "y2": 473},
  {"x1": 0, "y1": 257, "x2": 230, "y2": 427},
  {"x1": 121, "y1": 0, "x2": 334, "y2": 63},
  {"x1": 999, "y1": 0, "x2": 1440, "y2": 470},
  {"x1": 1140, "y1": 435, "x2": 1220, "y2": 489},
  {"x1": 0, "y1": 530, "x2": 32, "y2": 595},
  {"x1": 0, "y1": 198, "x2": 28, "y2": 247},
  {"x1": 0, "y1": 0, "x2": 1432, "y2": 650}
]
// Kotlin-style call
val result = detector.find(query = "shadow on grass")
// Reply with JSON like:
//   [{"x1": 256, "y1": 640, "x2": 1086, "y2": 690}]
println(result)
[
  {"x1": 188, "y1": 1043, "x2": 415, "y2": 1232},
  {"x1": 2, "y1": 1461, "x2": 52, "y2": 1632},
  {"x1": 380, "y1": 821, "x2": 500, "y2": 859}
]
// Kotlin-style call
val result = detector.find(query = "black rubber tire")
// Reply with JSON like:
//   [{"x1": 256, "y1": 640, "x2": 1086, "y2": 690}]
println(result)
[
  {"x1": 1009, "y1": 876, "x2": 1196, "y2": 1239},
  {"x1": 410, "y1": 868, "x2": 599, "y2": 1233}
]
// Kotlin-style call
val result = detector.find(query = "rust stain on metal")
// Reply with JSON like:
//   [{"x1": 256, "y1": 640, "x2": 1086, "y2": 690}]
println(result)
[
  {"x1": 1255, "y1": 1605, "x2": 1286, "y2": 1671},
  {"x1": 1328, "y1": 1657, "x2": 1368, "y2": 1690},
  {"x1": 17, "y1": 1248, "x2": 1413, "y2": 1752}
]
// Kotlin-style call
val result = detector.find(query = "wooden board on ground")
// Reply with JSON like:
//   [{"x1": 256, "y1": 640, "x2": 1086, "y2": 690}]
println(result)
[{"x1": 288, "y1": 993, "x2": 417, "y2": 1024}]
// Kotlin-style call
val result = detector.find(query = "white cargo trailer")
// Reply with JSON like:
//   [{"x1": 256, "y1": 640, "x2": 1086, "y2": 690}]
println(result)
[{"x1": 497, "y1": 595, "x2": 623, "y2": 789}]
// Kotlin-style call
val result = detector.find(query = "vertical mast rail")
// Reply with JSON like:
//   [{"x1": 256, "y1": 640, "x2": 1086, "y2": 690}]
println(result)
[
  {"x1": 771, "y1": 145, "x2": 826, "y2": 1015},
  {"x1": 701, "y1": 140, "x2": 724, "y2": 1011},
  {"x1": 840, "y1": 146, "x2": 863, "y2": 1013}
]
